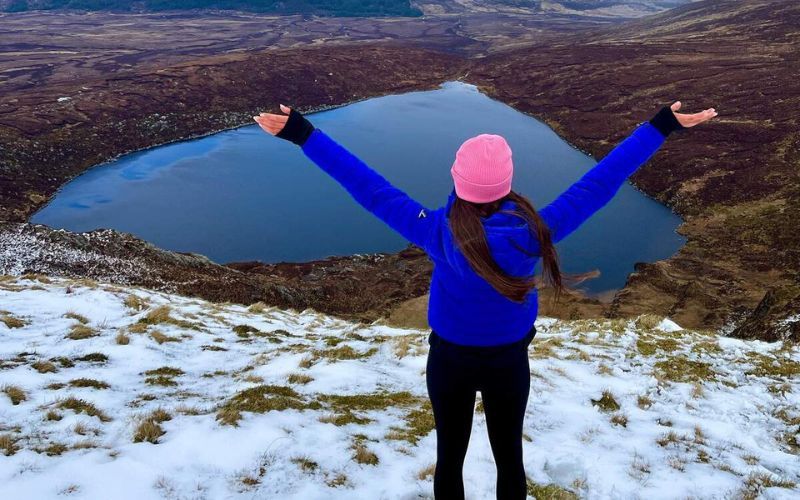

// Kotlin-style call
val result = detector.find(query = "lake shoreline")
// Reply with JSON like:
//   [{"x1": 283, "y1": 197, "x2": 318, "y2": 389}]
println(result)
[{"x1": 32, "y1": 80, "x2": 684, "y2": 295}]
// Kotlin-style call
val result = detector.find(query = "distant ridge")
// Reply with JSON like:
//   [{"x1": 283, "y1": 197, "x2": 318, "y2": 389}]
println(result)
[{"x1": 0, "y1": 0, "x2": 423, "y2": 17}]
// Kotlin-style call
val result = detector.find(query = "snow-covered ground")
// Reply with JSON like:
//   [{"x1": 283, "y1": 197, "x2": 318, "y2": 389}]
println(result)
[{"x1": 0, "y1": 275, "x2": 798, "y2": 499}]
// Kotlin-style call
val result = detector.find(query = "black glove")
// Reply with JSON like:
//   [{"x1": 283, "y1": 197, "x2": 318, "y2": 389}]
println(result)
[
  {"x1": 276, "y1": 108, "x2": 316, "y2": 146},
  {"x1": 649, "y1": 105, "x2": 686, "y2": 138}
]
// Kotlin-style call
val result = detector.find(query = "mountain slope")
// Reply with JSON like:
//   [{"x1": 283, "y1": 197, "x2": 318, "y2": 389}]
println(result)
[
  {"x1": 1, "y1": 275, "x2": 798, "y2": 498},
  {"x1": 0, "y1": 0, "x2": 423, "y2": 17},
  {"x1": 467, "y1": 0, "x2": 800, "y2": 335}
]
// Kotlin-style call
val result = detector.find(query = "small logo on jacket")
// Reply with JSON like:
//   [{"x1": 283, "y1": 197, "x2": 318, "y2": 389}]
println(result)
[{"x1": 418, "y1": 209, "x2": 427, "y2": 218}]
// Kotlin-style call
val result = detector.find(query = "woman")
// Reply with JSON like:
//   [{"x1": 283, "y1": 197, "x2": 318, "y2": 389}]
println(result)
[{"x1": 254, "y1": 100, "x2": 716, "y2": 499}]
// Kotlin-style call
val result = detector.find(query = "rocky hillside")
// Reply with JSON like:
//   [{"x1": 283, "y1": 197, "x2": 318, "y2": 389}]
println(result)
[
  {"x1": 467, "y1": 0, "x2": 800, "y2": 336},
  {"x1": 1, "y1": 0, "x2": 797, "y2": 342},
  {"x1": 0, "y1": 276, "x2": 798, "y2": 498},
  {"x1": 415, "y1": 0, "x2": 696, "y2": 18}
]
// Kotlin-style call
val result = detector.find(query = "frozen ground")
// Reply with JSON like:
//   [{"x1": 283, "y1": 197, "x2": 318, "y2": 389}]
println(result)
[{"x1": 0, "y1": 275, "x2": 798, "y2": 499}]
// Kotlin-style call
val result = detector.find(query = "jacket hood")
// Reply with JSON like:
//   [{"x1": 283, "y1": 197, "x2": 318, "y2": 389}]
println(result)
[{"x1": 442, "y1": 188, "x2": 539, "y2": 278}]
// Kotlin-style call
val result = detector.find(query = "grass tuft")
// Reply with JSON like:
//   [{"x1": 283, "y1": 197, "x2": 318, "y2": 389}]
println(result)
[
  {"x1": 150, "y1": 330, "x2": 181, "y2": 344},
  {"x1": 217, "y1": 385, "x2": 320, "y2": 426},
  {"x1": 247, "y1": 302, "x2": 269, "y2": 313},
  {"x1": 0, "y1": 434, "x2": 18, "y2": 456},
  {"x1": 2, "y1": 385, "x2": 26, "y2": 405},
  {"x1": 287, "y1": 373, "x2": 313, "y2": 385},
  {"x1": 63, "y1": 311, "x2": 89, "y2": 324},
  {"x1": 591, "y1": 390, "x2": 620, "y2": 413},
  {"x1": 68, "y1": 378, "x2": 110, "y2": 390},
  {"x1": 291, "y1": 456, "x2": 319, "y2": 472},
  {"x1": 133, "y1": 420, "x2": 165, "y2": 444},
  {"x1": 57, "y1": 397, "x2": 111, "y2": 422},
  {"x1": 654, "y1": 357, "x2": 714, "y2": 383},
  {"x1": 1, "y1": 313, "x2": 26, "y2": 329},
  {"x1": 74, "y1": 353, "x2": 108, "y2": 364},
  {"x1": 31, "y1": 360, "x2": 58, "y2": 373},
  {"x1": 526, "y1": 479, "x2": 579, "y2": 500},
  {"x1": 610, "y1": 413, "x2": 628, "y2": 427},
  {"x1": 352, "y1": 439, "x2": 379, "y2": 465},
  {"x1": 634, "y1": 314, "x2": 662, "y2": 331},
  {"x1": 124, "y1": 294, "x2": 149, "y2": 311},
  {"x1": 138, "y1": 305, "x2": 200, "y2": 331},
  {"x1": 66, "y1": 323, "x2": 98, "y2": 340}
]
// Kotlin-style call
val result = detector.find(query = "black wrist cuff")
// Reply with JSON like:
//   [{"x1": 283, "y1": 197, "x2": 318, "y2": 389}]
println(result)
[
  {"x1": 276, "y1": 109, "x2": 315, "y2": 146},
  {"x1": 649, "y1": 105, "x2": 685, "y2": 138}
]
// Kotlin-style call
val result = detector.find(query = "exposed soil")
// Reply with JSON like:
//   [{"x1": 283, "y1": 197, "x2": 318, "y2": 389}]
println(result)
[{"x1": 1, "y1": 1, "x2": 798, "y2": 340}]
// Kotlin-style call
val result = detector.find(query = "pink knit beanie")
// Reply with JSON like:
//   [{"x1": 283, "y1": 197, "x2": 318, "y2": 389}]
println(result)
[{"x1": 450, "y1": 133, "x2": 513, "y2": 203}]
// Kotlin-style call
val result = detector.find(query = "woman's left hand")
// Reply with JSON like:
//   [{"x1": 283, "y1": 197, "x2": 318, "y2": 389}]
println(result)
[{"x1": 253, "y1": 104, "x2": 292, "y2": 136}]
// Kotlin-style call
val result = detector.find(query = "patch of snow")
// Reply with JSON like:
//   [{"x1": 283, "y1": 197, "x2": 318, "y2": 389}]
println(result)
[
  {"x1": 657, "y1": 318, "x2": 683, "y2": 332},
  {"x1": 0, "y1": 276, "x2": 798, "y2": 499}
]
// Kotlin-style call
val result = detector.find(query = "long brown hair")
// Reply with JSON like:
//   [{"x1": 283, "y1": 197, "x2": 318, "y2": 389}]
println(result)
[{"x1": 449, "y1": 190, "x2": 566, "y2": 303}]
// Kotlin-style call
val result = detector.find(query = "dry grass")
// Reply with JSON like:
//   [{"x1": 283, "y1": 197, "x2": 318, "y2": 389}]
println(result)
[
  {"x1": 133, "y1": 409, "x2": 172, "y2": 444},
  {"x1": 233, "y1": 324, "x2": 259, "y2": 337},
  {"x1": 124, "y1": 294, "x2": 149, "y2": 311},
  {"x1": 127, "y1": 322, "x2": 148, "y2": 334},
  {"x1": 2, "y1": 385, "x2": 26, "y2": 405},
  {"x1": 74, "y1": 353, "x2": 108, "y2": 363},
  {"x1": 138, "y1": 305, "x2": 200, "y2": 331},
  {"x1": 591, "y1": 390, "x2": 620, "y2": 412},
  {"x1": 115, "y1": 331, "x2": 130, "y2": 345},
  {"x1": 45, "y1": 410, "x2": 62, "y2": 421},
  {"x1": 417, "y1": 463, "x2": 435, "y2": 481},
  {"x1": 217, "y1": 385, "x2": 321, "y2": 426},
  {"x1": 133, "y1": 419, "x2": 165, "y2": 444},
  {"x1": 351, "y1": 440, "x2": 379, "y2": 465},
  {"x1": 66, "y1": 323, "x2": 98, "y2": 340},
  {"x1": 385, "y1": 403, "x2": 435, "y2": 446},
  {"x1": 287, "y1": 373, "x2": 313, "y2": 385},
  {"x1": 0, "y1": 434, "x2": 19, "y2": 456},
  {"x1": 745, "y1": 354, "x2": 800, "y2": 379},
  {"x1": 298, "y1": 355, "x2": 315, "y2": 369},
  {"x1": 31, "y1": 360, "x2": 58, "y2": 373},
  {"x1": 526, "y1": 480, "x2": 579, "y2": 500},
  {"x1": 636, "y1": 335, "x2": 679, "y2": 356},
  {"x1": 143, "y1": 366, "x2": 183, "y2": 386},
  {"x1": 247, "y1": 302, "x2": 269, "y2": 313},
  {"x1": 637, "y1": 394, "x2": 653, "y2": 410},
  {"x1": 63, "y1": 311, "x2": 89, "y2": 324},
  {"x1": 654, "y1": 357, "x2": 715, "y2": 383},
  {"x1": 56, "y1": 397, "x2": 111, "y2": 422},
  {"x1": 610, "y1": 413, "x2": 628, "y2": 428},
  {"x1": 291, "y1": 456, "x2": 319, "y2": 472},
  {"x1": 737, "y1": 472, "x2": 797, "y2": 498},
  {"x1": 656, "y1": 430, "x2": 682, "y2": 448},
  {"x1": 68, "y1": 378, "x2": 110, "y2": 390},
  {"x1": 38, "y1": 442, "x2": 69, "y2": 456},
  {"x1": 150, "y1": 330, "x2": 181, "y2": 344},
  {"x1": 1, "y1": 313, "x2": 26, "y2": 329},
  {"x1": 634, "y1": 314, "x2": 663, "y2": 331},
  {"x1": 316, "y1": 345, "x2": 378, "y2": 362},
  {"x1": 73, "y1": 423, "x2": 93, "y2": 436}
]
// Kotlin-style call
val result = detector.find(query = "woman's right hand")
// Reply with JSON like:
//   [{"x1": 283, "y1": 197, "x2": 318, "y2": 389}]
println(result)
[{"x1": 669, "y1": 101, "x2": 717, "y2": 128}]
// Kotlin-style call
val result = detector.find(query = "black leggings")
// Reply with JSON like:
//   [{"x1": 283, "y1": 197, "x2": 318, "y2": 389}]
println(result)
[{"x1": 425, "y1": 326, "x2": 535, "y2": 500}]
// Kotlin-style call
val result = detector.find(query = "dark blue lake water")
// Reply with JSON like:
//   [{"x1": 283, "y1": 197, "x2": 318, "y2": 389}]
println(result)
[{"x1": 32, "y1": 81, "x2": 685, "y2": 295}]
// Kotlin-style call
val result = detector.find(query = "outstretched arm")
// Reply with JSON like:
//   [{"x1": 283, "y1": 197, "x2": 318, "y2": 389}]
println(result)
[
  {"x1": 539, "y1": 101, "x2": 717, "y2": 243},
  {"x1": 254, "y1": 105, "x2": 438, "y2": 251}
]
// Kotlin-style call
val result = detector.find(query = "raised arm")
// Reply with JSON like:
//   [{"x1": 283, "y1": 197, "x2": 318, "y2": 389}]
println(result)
[
  {"x1": 254, "y1": 105, "x2": 439, "y2": 252},
  {"x1": 539, "y1": 102, "x2": 717, "y2": 243}
]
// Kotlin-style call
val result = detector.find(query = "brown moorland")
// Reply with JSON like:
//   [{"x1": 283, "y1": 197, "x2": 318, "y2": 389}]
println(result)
[{"x1": 1, "y1": 1, "x2": 797, "y2": 340}]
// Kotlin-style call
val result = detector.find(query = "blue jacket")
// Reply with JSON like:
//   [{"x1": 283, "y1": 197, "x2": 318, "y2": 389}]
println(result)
[{"x1": 301, "y1": 121, "x2": 667, "y2": 346}]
